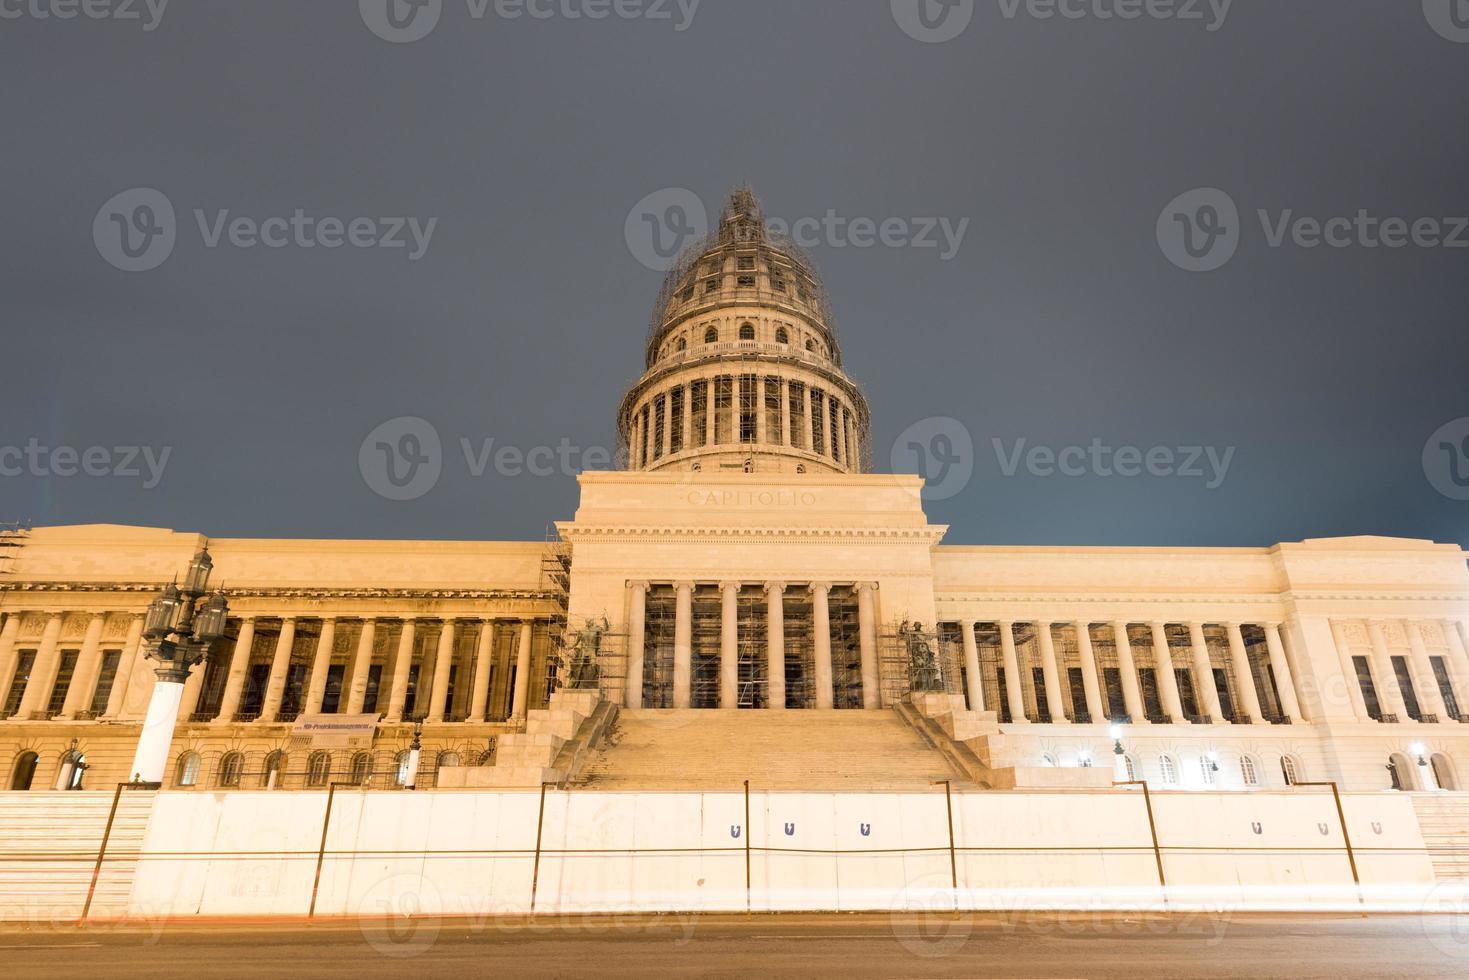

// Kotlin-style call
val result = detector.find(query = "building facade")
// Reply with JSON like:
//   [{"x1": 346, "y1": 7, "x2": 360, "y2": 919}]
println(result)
[{"x1": 3, "y1": 190, "x2": 1468, "y2": 796}]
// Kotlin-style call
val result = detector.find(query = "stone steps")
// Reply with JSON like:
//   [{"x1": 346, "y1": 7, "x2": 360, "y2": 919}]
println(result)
[
  {"x1": 1411, "y1": 793, "x2": 1469, "y2": 880},
  {"x1": 576, "y1": 708, "x2": 961, "y2": 791},
  {"x1": 0, "y1": 790, "x2": 155, "y2": 921}
]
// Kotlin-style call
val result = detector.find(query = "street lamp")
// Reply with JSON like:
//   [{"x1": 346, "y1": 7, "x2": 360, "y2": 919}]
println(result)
[
  {"x1": 1411, "y1": 742, "x2": 1439, "y2": 791},
  {"x1": 127, "y1": 547, "x2": 229, "y2": 784},
  {"x1": 1110, "y1": 723, "x2": 1128, "y2": 780},
  {"x1": 404, "y1": 720, "x2": 424, "y2": 791}
]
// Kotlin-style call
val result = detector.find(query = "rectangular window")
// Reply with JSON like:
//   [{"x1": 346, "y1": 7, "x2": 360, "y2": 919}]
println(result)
[
  {"x1": 811, "y1": 389, "x2": 826, "y2": 455},
  {"x1": 364, "y1": 664, "x2": 383, "y2": 714},
  {"x1": 704, "y1": 278, "x2": 719, "y2": 294},
  {"x1": 1103, "y1": 667, "x2": 1127, "y2": 721},
  {"x1": 714, "y1": 378, "x2": 733, "y2": 444},
  {"x1": 737, "y1": 275, "x2": 756, "y2": 288},
  {"x1": 737, "y1": 255, "x2": 755, "y2": 271},
  {"x1": 2, "y1": 651, "x2": 35, "y2": 717},
  {"x1": 1066, "y1": 667, "x2": 1089, "y2": 722},
  {"x1": 739, "y1": 375, "x2": 758, "y2": 443},
  {"x1": 1353, "y1": 655, "x2": 1382, "y2": 720},
  {"x1": 45, "y1": 650, "x2": 79, "y2": 717},
  {"x1": 89, "y1": 650, "x2": 121, "y2": 715},
  {"x1": 241, "y1": 663, "x2": 271, "y2": 718},
  {"x1": 1392, "y1": 656, "x2": 1422, "y2": 720},
  {"x1": 788, "y1": 383, "x2": 806, "y2": 451},
  {"x1": 1031, "y1": 666, "x2": 1051, "y2": 723},
  {"x1": 1433, "y1": 656, "x2": 1461, "y2": 721},
  {"x1": 321, "y1": 663, "x2": 345, "y2": 714},
  {"x1": 403, "y1": 665, "x2": 422, "y2": 719}
]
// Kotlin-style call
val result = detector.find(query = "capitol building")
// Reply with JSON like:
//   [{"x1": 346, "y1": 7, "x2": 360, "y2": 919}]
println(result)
[{"x1": 3, "y1": 189, "x2": 1469, "y2": 814}]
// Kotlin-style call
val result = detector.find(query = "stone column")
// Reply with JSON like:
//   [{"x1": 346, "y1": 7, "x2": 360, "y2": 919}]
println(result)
[
  {"x1": 260, "y1": 617, "x2": 297, "y2": 721},
  {"x1": 17, "y1": 613, "x2": 63, "y2": 717},
  {"x1": 1262, "y1": 622, "x2": 1302, "y2": 723},
  {"x1": 766, "y1": 582, "x2": 786, "y2": 710},
  {"x1": 779, "y1": 378, "x2": 791, "y2": 446},
  {"x1": 704, "y1": 380, "x2": 717, "y2": 447},
  {"x1": 1224, "y1": 623, "x2": 1263, "y2": 724},
  {"x1": 510, "y1": 619, "x2": 534, "y2": 721},
  {"x1": 661, "y1": 391, "x2": 672, "y2": 458},
  {"x1": 1405, "y1": 621, "x2": 1448, "y2": 722},
  {"x1": 1036, "y1": 622, "x2": 1067, "y2": 722},
  {"x1": 104, "y1": 614, "x2": 147, "y2": 719},
  {"x1": 1073, "y1": 622, "x2": 1105, "y2": 723},
  {"x1": 427, "y1": 619, "x2": 458, "y2": 721},
  {"x1": 1149, "y1": 622, "x2": 1186, "y2": 724},
  {"x1": 811, "y1": 583, "x2": 833, "y2": 709},
  {"x1": 345, "y1": 619, "x2": 376, "y2": 715},
  {"x1": 755, "y1": 378, "x2": 768, "y2": 447},
  {"x1": 212, "y1": 617, "x2": 254, "y2": 723},
  {"x1": 469, "y1": 618, "x2": 496, "y2": 722},
  {"x1": 1444, "y1": 620, "x2": 1469, "y2": 719},
  {"x1": 1328, "y1": 620, "x2": 1370, "y2": 721},
  {"x1": 857, "y1": 582, "x2": 880, "y2": 709},
  {"x1": 831, "y1": 400, "x2": 844, "y2": 466},
  {"x1": 673, "y1": 582, "x2": 694, "y2": 709},
  {"x1": 998, "y1": 621, "x2": 1029, "y2": 723},
  {"x1": 802, "y1": 384, "x2": 814, "y2": 453},
  {"x1": 386, "y1": 619, "x2": 418, "y2": 721},
  {"x1": 1110, "y1": 621, "x2": 1147, "y2": 724},
  {"x1": 682, "y1": 382, "x2": 694, "y2": 454},
  {"x1": 719, "y1": 582, "x2": 740, "y2": 709},
  {"x1": 0, "y1": 614, "x2": 20, "y2": 707},
  {"x1": 1187, "y1": 623, "x2": 1223, "y2": 722},
  {"x1": 1366, "y1": 620, "x2": 1410, "y2": 721},
  {"x1": 960, "y1": 620, "x2": 985, "y2": 712},
  {"x1": 60, "y1": 613, "x2": 107, "y2": 719},
  {"x1": 303, "y1": 618, "x2": 337, "y2": 715},
  {"x1": 626, "y1": 582, "x2": 647, "y2": 709}
]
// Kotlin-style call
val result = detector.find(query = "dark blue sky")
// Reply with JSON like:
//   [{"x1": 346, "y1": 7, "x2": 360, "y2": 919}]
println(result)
[{"x1": 3, "y1": 1, "x2": 1467, "y2": 548}]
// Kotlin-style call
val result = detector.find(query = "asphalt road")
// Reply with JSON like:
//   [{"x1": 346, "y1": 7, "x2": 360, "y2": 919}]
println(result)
[{"x1": 2, "y1": 912, "x2": 1466, "y2": 978}]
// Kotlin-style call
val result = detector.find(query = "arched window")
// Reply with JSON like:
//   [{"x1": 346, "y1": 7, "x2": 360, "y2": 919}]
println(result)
[
  {"x1": 306, "y1": 751, "x2": 331, "y2": 787},
  {"x1": 1123, "y1": 755, "x2": 1137, "y2": 781},
  {"x1": 703, "y1": 326, "x2": 718, "y2": 344},
  {"x1": 394, "y1": 750, "x2": 412, "y2": 786},
  {"x1": 1431, "y1": 753, "x2": 1458, "y2": 791},
  {"x1": 775, "y1": 327, "x2": 789, "y2": 345},
  {"x1": 1041, "y1": 753, "x2": 1057, "y2": 768},
  {"x1": 1387, "y1": 753, "x2": 1413, "y2": 791},
  {"x1": 61, "y1": 751, "x2": 86, "y2": 790},
  {"x1": 218, "y1": 751, "x2": 244, "y2": 788},
  {"x1": 738, "y1": 322, "x2": 755, "y2": 341},
  {"x1": 174, "y1": 751, "x2": 201, "y2": 787},
  {"x1": 477, "y1": 748, "x2": 497, "y2": 767},
  {"x1": 261, "y1": 750, "x2": 285, "y2": 789},
  {"x1": 1200, "y1": 755, "x2": 1217, "y2": 786},
  {"x1": 675, "y1": 337, "x2": 687, "y2": 352},
  {"x1": 436, "y1": 751, "x2": 461, "y2": 770},
  {"x1": 9, "y1": 751, "x2": 38, "y2": 791},
  {"x1": 349, "y1": 751, "x2": 372, "y2": 785},
  {"x1": 1240, "y1": 755, "x2": 1260, "y2": 787},
  {"x1": 1159, "y1": 755, "x2": 1178, "y2": 786},
  {"x1": 805, "y1": 339, "x2": 816, "y2": 352},
  {"x1": 1280, "y1": 755, "x2": 1301, "y2": 786}
]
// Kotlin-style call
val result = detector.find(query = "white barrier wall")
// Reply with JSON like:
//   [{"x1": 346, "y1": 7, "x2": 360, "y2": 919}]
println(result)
[{"x1": 117, "y1": 788, "x2": 1437, "y2": 919}]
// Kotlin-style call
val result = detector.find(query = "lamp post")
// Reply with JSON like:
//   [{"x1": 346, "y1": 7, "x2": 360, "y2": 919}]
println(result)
[
  {"x1": 1110, "y1": 723, "x2": 1128, "y2": 781},
  {"x1": 404, "y1": 719, "x2": 424, "y2": 790},
  {"x1": 1411, "y1": 742, "x2": 1439, "y2": 791},
  {"x1": 128, "y1": 547, "x2": 229, "y2": 784}
]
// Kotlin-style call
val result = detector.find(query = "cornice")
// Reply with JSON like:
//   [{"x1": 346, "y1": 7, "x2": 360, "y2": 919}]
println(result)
[
  {"x1": 1, "y1": 582, "x2": 556, "y2": 601},
  {"x1": 560, "y1": 525, "x2": 947, "y2": 543}
]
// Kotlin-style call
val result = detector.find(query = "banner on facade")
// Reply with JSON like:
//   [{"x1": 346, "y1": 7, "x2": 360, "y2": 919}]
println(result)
[{"x1": 292, "y1": 714, "x2": 378, "y2": 749}]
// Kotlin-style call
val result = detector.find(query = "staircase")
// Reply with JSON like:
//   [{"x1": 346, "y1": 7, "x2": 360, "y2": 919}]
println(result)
[
  {"x1": 0, "y1": 789, "x2": 156, "y2": 921},
  {"x1": 1411, "y1": 793, "x2": 1469, "y2": 880},
  {"x1": 576, "y1": 708, "x2": 963, "y2": 791}
]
